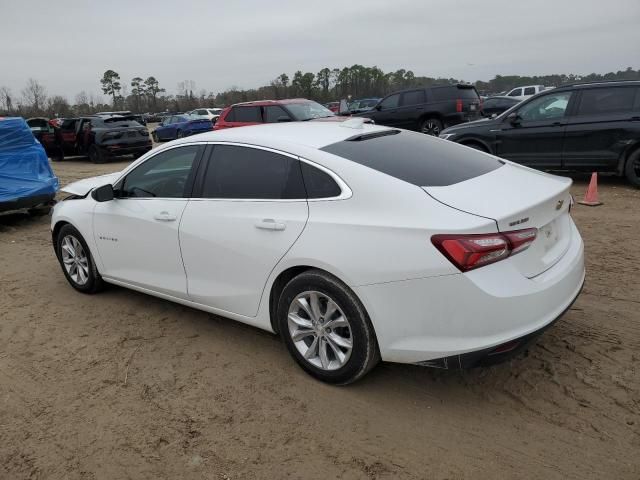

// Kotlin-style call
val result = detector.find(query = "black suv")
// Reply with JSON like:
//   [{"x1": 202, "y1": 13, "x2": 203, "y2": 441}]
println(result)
[
  {"x1": 355, "y1": 84, "x2": 481, "y2": 135},
  {"x1": 56, "y1": 115, "x2": 153, "y2": 163},
  {"x1": 439, "y1": 80, "x2": 640, "y2": 186}
]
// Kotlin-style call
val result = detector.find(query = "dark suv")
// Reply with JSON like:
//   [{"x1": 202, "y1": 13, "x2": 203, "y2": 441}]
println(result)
[
  {"x1": 354, "y1": 84, "x2": 481, "y2": 135},
  {"x1": 439, "y1": 80, "x2": 640, "y2": 186},
  {"x1": 56, "y1": 115, "x2": 152, "y2": 163}
]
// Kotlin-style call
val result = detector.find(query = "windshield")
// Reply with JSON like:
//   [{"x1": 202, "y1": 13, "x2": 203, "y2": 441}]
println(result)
[{"x1": 285, "y1": 101, "x2": 335, "y2": 121}]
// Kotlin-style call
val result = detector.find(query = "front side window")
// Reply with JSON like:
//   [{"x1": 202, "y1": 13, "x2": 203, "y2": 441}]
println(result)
[
  {"x1": 264, "y1": 105, "x2": 291, "y2": 123},
  {"x1": 508, "y1": 88, "x2": 522, "y2": 97},
  {"x1": 120, "y1": 145, "x2": 199, "y2": 198},
  {"x1": 401, "y1": 90, "x2": 425, "y2": 106},
  {"x1": 202, "y1": 145, "x2": 305, "y2": 199},
  {"x1": 380, "y1": 94, "x2": 400, "y2": 109},
  {"x1": 576, "y1": 87, "x2": 637, "y2": 116},
  {"x1": 517, "y1": 92, "x2": 572, "y2": 122},
  {"x1": 233, "y1": 106, "x2": 261, "y2": 123}
]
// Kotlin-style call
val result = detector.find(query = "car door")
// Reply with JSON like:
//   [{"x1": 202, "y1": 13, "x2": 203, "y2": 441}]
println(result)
[
  {"x1": 397, "y1": 89, "x2": 426, "y2": 129},
  {"x1": 92, "y1": 144, "x2": 203, "y2": 298},
  {"x1": 156, "y1": 117, "x2": 171, "y2": 140},
  {"x1": 562, "y1": 86, "x2": 639, "y2": 170},
  {"x1": 496, "y1": 91, "x2": 574, "y2": 168},
  {"x1": 367, "y1": 93, "x2": 401, "y2": 127},
  {"x1": 179, "y1": 144, "x2": 309, "y2": 317}
]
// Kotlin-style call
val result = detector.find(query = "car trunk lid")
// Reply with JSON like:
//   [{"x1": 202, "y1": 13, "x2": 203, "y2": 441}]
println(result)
[{"x1": 423, "y1": 163, "x2": 573, "y2": 278}]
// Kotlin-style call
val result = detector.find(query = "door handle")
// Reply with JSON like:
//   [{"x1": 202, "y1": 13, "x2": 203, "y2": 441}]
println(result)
[
  {"x1": 255, "y1": 219, "x2": 286, "y2": 231},
  {"x1": 153, "y1": 211, "x2": 176, "y2": 222},
  {"x1": 551, "y1": 121, "x2": 565, "y2": 127},
  {"x1": 631, "y1": 116, "x2": 640, "y2": 122}
]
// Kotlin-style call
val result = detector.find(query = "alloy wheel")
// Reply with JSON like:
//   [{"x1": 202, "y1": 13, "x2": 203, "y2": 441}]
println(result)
[
  {"x1": 287, "y1": 291, "x2": 353, "y2": 371},
  {"x1": 60, "y1": 235, "x2": 89, "y2": 285},
  {"x1": 421, "y1": 119, "x2": 441, "y2": 136}
]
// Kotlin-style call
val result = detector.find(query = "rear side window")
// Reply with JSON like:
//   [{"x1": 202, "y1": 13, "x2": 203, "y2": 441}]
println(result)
[
  {"x1": 524, "y1": 87, "x2": 536, "y2": 95},
  {"x1": 321, "y1": 130, "x2": 502, "y2": 187},
  {"x1": 202, "y1": 145, "x2": 305, "y2": 199},
  {"x1": 301, "y1": 163, "x2": 341, "y2": 198},
  {"x1": 431, "y1": 86, "x2": 479, "y2": 101},
  {"x1": 232, "y1": 106, "x2": 261, "y2": 123},
  {"x1": 401, "y1": 90, "x2": 425, "y2": 106},
  {"x1": 576, "y1": 87, "x2": 637, "y2": 116},
  {"x1": 264, "y1": 105, "x2": 291, "y2": 123}
]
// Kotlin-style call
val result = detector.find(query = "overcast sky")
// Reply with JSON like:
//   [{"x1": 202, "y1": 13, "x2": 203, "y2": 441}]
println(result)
[{"x1": 1, "y1": 0, "x2": 638, "y2": 102}]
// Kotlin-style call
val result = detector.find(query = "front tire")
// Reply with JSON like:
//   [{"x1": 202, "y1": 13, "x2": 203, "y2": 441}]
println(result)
[
  {"x1": 176, "y1": 129, "x2": 184, "y2": 139},
  {"x1": 420, "y1": 117, "x2": 443, "y2": 136},
  {"x1": 624, "y1": 149, "x2": 640, "y2": 188},
  {"x1": 55, "y1": 224, "x2": 104, "y2": 294},
  {"x1": 277, "y1": 269, "x2": 379, "y2": 384}
]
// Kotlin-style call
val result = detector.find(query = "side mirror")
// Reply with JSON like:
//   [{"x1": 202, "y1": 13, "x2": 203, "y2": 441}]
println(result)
[
  {"x1": 490, "y1": 113, "x2": 498, "y2": 119},
  {"x1": 276, "y1": 116, "x2": 292, "y2": 123},
  {"x1": 375, "y1": 104, "x2": 382, "y2": 111},
  {"x1": 92, "y1": 184, "x2": 114, "y2": 202},
  {"x1": 507, "y1": 112, "x2": 521, "y2": 125}
]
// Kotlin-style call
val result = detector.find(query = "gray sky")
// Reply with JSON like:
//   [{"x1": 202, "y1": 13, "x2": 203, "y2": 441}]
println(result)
[{"x1": 1, "y1": 0, "x2": 638, "y2": 102}]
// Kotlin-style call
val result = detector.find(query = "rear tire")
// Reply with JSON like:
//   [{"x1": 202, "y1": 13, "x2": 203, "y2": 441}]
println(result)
[
  {"x1": 277, "y1": 269, "x2": 380, "y2": 385},
  {"x1": 152, "y1": 132, "x2": 159, "y2": 143},
  {"x1": 88, "y1": 145, "x2": 106, "y2": 164},
  {"x1": 420, "y1": 117, "x2": 443, "y2": 136},
  {"x1": 55, "y1": 224, "x2": 104, "y2": 294},
  {"x1": 624, "y1": 149, "x2": 640, "y2": 188}
]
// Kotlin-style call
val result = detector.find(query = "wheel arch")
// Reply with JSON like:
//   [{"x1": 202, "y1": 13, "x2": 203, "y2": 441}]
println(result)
[
  {"x1": 459, "y1": 138, "x2": 493, "y2": 154},
  {"x1": 619, "y1": 141, "x2": 640, "y2": 175},
  {"x1": 267, "y1": 264, "x2": 362, "y2": 335}
]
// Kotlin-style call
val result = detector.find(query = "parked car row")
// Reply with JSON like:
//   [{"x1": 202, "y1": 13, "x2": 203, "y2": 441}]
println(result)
[
  {"x1": 27, "y1": 114, "x2": 152, "y2": 163},
  {"x1": 440, "y1": 80, "x2": 640, "y2": 186}
]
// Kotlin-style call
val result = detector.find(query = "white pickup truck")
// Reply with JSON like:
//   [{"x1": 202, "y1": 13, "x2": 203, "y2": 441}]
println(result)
[{"x1": 504, "y1": 85, "x2": 552, "y2": 100}]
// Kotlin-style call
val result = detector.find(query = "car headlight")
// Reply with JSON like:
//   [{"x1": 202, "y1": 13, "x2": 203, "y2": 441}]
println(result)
[{"x1": 439, "y1": 133, "x2": 456, "y2": 140}]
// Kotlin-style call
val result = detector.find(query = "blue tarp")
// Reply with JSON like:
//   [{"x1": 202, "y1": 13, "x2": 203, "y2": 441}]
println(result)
[{"x1": 0, "y1": 117, "x2": 59, "y2": 204}]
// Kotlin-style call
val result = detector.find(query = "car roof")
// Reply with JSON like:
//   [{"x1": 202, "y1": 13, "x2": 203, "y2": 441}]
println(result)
[
  {"x1": 230, "y1": 98, "x2": 316, "y2": 107},
  {"x1": 553, "y1": 79, "x2": 640, "y2": 91},
  {"x1": 172, "y1": 121, "x2": 392, "y2": 151}
]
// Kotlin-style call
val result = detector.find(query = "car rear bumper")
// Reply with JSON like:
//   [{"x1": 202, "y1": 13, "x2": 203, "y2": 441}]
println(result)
[
  {"x1": 0, "y1": 192, "x2": 56, "y2": 213},
  {"x1": 354, "y1": 220, "x2": 585, "y2": 365}
]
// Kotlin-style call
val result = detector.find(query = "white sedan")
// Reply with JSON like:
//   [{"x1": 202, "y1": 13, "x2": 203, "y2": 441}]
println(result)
[{"x1": 51, "y1": 120, "x2": 585, "y2": 384}]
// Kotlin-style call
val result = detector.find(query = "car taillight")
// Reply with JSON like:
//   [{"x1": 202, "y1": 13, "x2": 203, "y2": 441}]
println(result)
[
  {"x1": 431, "y1": 228, "x2": 538, "y2": 272},
  {"x1": 456, "y1": 99, "x2": 463, "y2": 113}
]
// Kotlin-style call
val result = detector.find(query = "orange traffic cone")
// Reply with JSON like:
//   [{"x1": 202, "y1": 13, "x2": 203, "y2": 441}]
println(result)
[{"x1": 578, "y1": 172, "x2": 603, "y2": 206}]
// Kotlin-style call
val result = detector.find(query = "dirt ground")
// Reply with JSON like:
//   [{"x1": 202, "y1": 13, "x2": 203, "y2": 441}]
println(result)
[{"x1": 1, "y1": 148, "x2": 639, "y2": 479}]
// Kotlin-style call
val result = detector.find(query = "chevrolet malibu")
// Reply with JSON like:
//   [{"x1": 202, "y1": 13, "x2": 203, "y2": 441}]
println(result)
[{"x1": 51, "y1": 120, "x2": 585, "y2": 384}]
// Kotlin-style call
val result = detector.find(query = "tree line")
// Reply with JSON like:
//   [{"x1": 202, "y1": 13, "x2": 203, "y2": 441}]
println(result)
[{"x1": 1, "y1": 65, "x2": 639, "y2": 118}]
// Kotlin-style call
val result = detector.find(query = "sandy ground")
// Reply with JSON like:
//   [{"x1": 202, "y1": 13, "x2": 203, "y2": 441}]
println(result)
[{"x1": 1, "y1": 145, "x2": 639, "y2": 479}]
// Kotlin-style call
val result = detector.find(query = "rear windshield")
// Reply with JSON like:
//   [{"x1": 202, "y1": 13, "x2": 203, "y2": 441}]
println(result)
[
  {"x1": 431, "y1": 86, "x2": 479, "y2": 101},
  {"x1": 320, "y1": 130, "x2": 502, "y2": 187}
]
